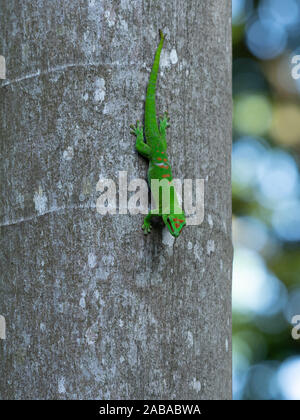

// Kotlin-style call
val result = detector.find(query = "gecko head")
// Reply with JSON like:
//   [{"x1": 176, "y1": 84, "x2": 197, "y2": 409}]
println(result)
[{"x1": 163, "y1": 213, "x2": 186, "y2": 238}]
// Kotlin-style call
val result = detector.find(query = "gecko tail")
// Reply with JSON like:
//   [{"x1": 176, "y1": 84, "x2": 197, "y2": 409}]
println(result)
[
  {"x1": 144, "y1": 29, "x2": 165, "y2": 140},
  {"x1": 159, "y1": 29, "x2": 166, "y2": 40}
]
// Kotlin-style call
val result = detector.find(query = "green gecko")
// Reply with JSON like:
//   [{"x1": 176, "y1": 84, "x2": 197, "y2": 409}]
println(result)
[{"x1": 130, "y1": 30, "x2": 186, "y2": 237}]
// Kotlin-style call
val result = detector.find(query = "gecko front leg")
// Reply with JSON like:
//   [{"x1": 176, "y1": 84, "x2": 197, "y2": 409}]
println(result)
[
  {"x1": 142, "y1": 209, "x2": 161, "y2": 234},
  {"x1": 130, "y1": 120, "x2": 151, "y2": 159}
]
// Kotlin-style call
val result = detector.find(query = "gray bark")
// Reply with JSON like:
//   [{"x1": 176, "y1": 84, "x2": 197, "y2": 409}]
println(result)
[{"x1": 0, "y1": 0, "x2": 232, "y2": 400}]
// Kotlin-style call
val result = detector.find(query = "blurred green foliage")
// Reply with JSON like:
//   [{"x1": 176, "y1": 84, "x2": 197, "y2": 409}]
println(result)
[{"x1": 232, "y1": 0, "x2": 300, "y2": 399}]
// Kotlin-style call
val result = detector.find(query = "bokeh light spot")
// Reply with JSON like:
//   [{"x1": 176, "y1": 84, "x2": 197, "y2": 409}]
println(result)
[
  {"x1": 277, "y1": 357, "x2": 300, "y2": 400},
  {"x1": 233, "y1": 216, "x2": 269, "y2": 252},
  {"x1": 283, "y1": 288, "x2": 300, "y2": 323},
  {"x1": 272, "y1": 200, "x2": 300, "y2": 241},
  {"x1": 259, "y1": 0, "x2": 300, "y2": 29},
  {"x1": 232, "y1": 0, "x2": 254, "y2": 26},
  {"x1": 256, "y1": 150, "x2": 299, "y2": 204},
  {"x1": 234, "y1": 94, "x2": 273, "y2": 136},
  {"x1": 246, "y1": 18, "x2": 287, "y2": 60},
  {"x1": 232, "y1": 136, "x2": 268, "y2": 189},
  {"x1": 270, "y1": 104, "x2": 300, "y2": 146},
  {"x1": 248, "y1": 362, "x2": 280, "y2": 399},
  {"x1": 233, "y1": 248, "x2": 286, "y2": 316}
]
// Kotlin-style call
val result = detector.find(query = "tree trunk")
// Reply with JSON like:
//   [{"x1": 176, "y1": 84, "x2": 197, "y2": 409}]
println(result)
[{"x1": 0, "y1": 0, "x2": 232, "y2": 400}]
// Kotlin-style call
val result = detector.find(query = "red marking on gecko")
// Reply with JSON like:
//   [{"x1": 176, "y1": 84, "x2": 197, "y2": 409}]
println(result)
[
  {"x1": 157, "y1": 157, "x2": 162, "y2": 161},
  {"x1": 162, "y1": 174, "x2": 170, "y2": 178},
  {"x1": 163, "y1": 158, "x2": 167, "y2": 162},
  {"x1": 175, "y1": 223, "x2": 180, "y2": 228},
  {"x1": 174, "y1": 218, "x2": 184, "y2": 224}
]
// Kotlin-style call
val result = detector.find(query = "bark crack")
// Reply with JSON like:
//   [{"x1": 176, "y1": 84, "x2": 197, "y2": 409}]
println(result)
[
  {"x1": 0, "y1": 203, "x2": 96, "y2": 228},
  {"x1": 0, "y1": 62, "x2": 140, "y2": 87}
]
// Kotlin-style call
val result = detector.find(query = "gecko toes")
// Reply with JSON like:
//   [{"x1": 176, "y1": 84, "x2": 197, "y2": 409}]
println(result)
[{"x1": 142, "y1": 223, "x2": 152, "y2": 234}]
